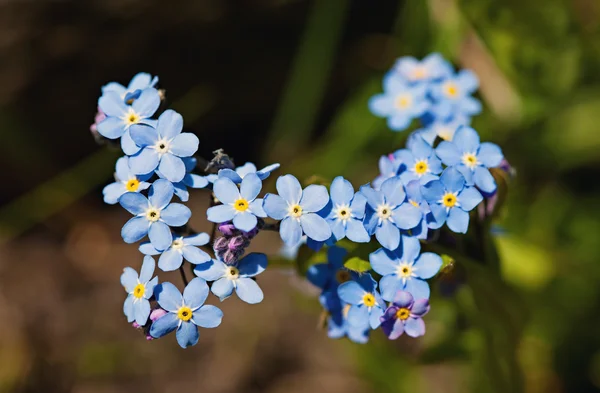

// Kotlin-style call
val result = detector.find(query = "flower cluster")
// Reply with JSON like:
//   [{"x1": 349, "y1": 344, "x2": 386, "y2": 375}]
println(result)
[{"x1": 95, "y1": 52, "x2": 509, "y2": 349}]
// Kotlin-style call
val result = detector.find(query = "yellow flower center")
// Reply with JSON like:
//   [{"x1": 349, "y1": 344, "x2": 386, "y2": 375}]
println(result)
[
  {"x1": 123, "y1": 110, "x2": 141, "y2": 126},
  {"x1": 394, "y1": 94, "x2": 412, "y2": 109},
  {"x1": 234, "y1": 199, "x2": 249, "y2": 212},
  {"x1": 442, "y1": 193, "x2": 457, "y2": 208},
  {"x1": 177, "y1": 306, "x2": 193, "y2": 322},
  {"x1": 396, "y1": 307, "x2": 411, "y2": 320},
  {"x1": 462, "y1": 153, "x2": 478, "y2": 169},
  {"x1": 146, "y1": 208, "x2": 161, "y2": 222},
  {"x1": 411, "y1": 67, "x2": 427, "y2": 80},
  {"x1": 409, "y1": 199, "x2": 420, "y2": 208},
  {"x1": 226, "y1": 266, "x2": 240, "y2": 280},
  {"x1": 133, "y1": 283, "x2": 145, "y2": 299},
  {"x1": 376, "y1": 204, "x2": 393, "y2": 220},
  {"x1": 438, "y1": 126, "x2": 454, "y2": 141},
  {"x1": 289, "y1": 204, "x2": 303, "y2": 218},
  {"x1": 126, "y1": 178, "x2": 140, "y2": 192},
  {"x1": 397, "y1": 263, "x2": 413, "y2": 278},
  {"x1": 362, "y1": 293, "x2": 376, "y2": 307},
  {"x1": 334, "y1": 204, "x2": 352, "y2": 221},
  {"x1": 414, "y1": 160, "x2": 428, "y2": 175},
  {"x1": 335, "y1": 269, "x2": 351, "y2": 284},
  {"x1": 171, "y1": 238, "x2": 184, "y2": 250},
  {"x1": 445, "y1": 82, "x2": 459, "y2": 98}
]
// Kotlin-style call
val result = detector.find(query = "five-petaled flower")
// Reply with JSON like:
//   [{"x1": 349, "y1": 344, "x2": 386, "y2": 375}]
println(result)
[
  {"x1": 121, "y1": 255, "x2": 159, "y2": 326},
  {"x1": 217, "y1": 162, "x2": 280, "y2": 184},
  {"x1": 380, "y1": 291, "x2": 430, "y2": 339},
  {"x1": 337, "y1": 273, "x2": 386, "y2": 330},
  {"x1": 103, "y1": 156, "x2": 152, "y2": 204},
  {"x1": 139, "y1": 233, "x2": 211, "y2": 272},
  {"x1": 102, "y1": 72, "x2": 159, "y2": 104},
  {"x1": 390, "y1": 53, "x2": 452, "y2": 84},
  {"x1": 395, "y1": 135, "x2": 442, "y2": 185},
  {"x1": 325, "y1": 177, "x2": 370, "y2": 243},
  {"x1": 430, "y1": 70, "x2": 481, "y2": 120}
]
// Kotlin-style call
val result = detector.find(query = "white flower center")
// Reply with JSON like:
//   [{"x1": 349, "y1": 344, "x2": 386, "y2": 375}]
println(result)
[
  {"x1": 172, "y1": 238, "x2": 184, "y2": 250},
  {"x1": 376, "y1": 203, "x2": 393, "y2": 220},
  {"x1": 145, "y1": 207, "x2": 161, "y2": 222},
  {"x1": 226, "y1": 266, "x2": 240, "y2": 280},
  {"x1": 334, "y1": 204, "x2": 352, "y2": 221},
  {"x1": 154, "y1": 139, "x2": 171, "y2": 155},
  {"x1": 462, "y1": 152, "x2": 478, "y2": 169}
]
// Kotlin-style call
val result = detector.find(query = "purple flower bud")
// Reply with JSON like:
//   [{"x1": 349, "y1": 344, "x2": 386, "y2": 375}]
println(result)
[
  {"x1": 150, "y1": 308, "x2": 168, "y2": 322},
  {"x1": 213, "y1": 236, "x2": 230, "y2": 251},
  {"x1": 146, "y1": 334, "x2": 154, "y2": 341},
  {"x1": 218, "y1": 222, "x2": 237, "y2": 236},
  {"x1": 222, "y1": 248, "x2": 244, "y2": 265},
  {"x1": 243, "y1": 227, "x2": 259, "y2": 239},
  {"x1": 132, "y1": 322, "x2": 141, "y2": 329},
  {"x1": 228, "y1": 235, "x2": 247, "y2": 251},
  {"x1": 90, "y1": 108, "x2": 106, "y2": 136}
]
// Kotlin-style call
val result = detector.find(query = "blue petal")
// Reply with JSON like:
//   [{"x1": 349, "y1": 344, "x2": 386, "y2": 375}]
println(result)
[
  {"x1": 392, "y1": 203, "x2": 422, "y2": 230},
  {"x1": 121, "y1": 130, "x2": 141, "y2": 155},
  {"x1": 435, "y1": 141, "x2": 461, "y2": 166},
  {"x1": 337, "y1": 281, "x2": 364, "y2": 305},
  {"x1": 256, "y1": 163, "x2": 280, "y2": 179},
  {"x1": 103, "y1": 182, "x2": 127, "y2": 205},
  {"x1": 148, "y1": 221, "x2": 173, "y2": 251},
  {"x1": 185, "y1": 233, "x2": 210, "y2": 246},
  {"x1": 119, "y1": 192, "x2": 149, "y2": 215},
  {"x1": 235, "y1": 278, "x2": 264, "y2": 304},
  {"x1": 300, "y1": 185, "x2": 329, "y2": 213},
  {"x1": 133, "y1": 299, "x2": 151, "y2": 325},
  {"x1": 238, "y1": 253, "x2": 268, "y2": 277},
  {"x1": 115, "y1": 156, "x2": 131, "y2": 180},
  {"x1": 329, "y1": 219, "x2": 345, "y2": 241},
  {"x1": 158, "y1": 154, "x2": 186, "y2": 183},
  {"x1": 345, "y1": 219, "x2": 370, "y2": 243},
  {"x1": 410, "y1": 136, "x2": 433, "y2": 158},
  {"x1": 148, "y1": 179, "x2": 174, "y2": 209},
  {"x1": 392, "y1": 291, "x2": 414, "y2": 308},
  {"x1": 120, "y1": 267, "x2": 138, "y2": 292},
  {"x1": 207, "y1": 204, "x2": 236, "y2": 223},
  {"x1": 414, "y1": 253, "x2": 442, "y2": 279},
  {"x1": 132, "y1": 88, "x2": 160, "y2": 117},
  {"x1": 280, "y1": 217, "x2": 303, "y2": 246},
  {"x1": 379, "y1": 274, "x2": 402, "y2": 302},
  {"x1": 128, "y1": 73, "x2": 153, "y2": 91},
  {"x1": 478, "y1": 142, "x2": 503, "y2": 167},
  {"x1": 97, "y1": 117, "x2": 125, "y2": 139},
  {"x1": 240, "y1": 173, "x2": 262, "y2": 201},
  {"x1": 300, "y1": 213, "x2": 332, "y2": 241},
  {"x1": 217, "y1": 169, "x2": 243, "y2": 183},
  {"x1": 170, "y1": 133, "x2": 199, "y2": 157},
  {"x1": 121, "y1": 216, "x2": 150, "y2": 243},
  {"x1": 400, "y1": 235, "x2": 421, "y2": 262},
  {"x1": 129, "y1": 148, "x2": 160, "y2": 175},
  {"x1": 98, "y1": 92, "x2": 126, "y2": 117},
  {"x1": 369, "y1": 248, "x2": 398, "y2": 276},
  {"x1": 388, "y1": 113, "x2": 411, "y2": 131},
  {"x1": 263, "y1": 194, "x2": 288, "y2": 220},
  {"x1": 249, "y1": 199, "x2": 267, "y2": 217},
  {"x1": 139, "y1": 255, "x2": 156, "y2": 283},
  {"x1": 276, "y1": 175, "x2": 302, "y2": 204},
  {"x1": 411, "y1": 299, "x2": 430, "y2": 316},
  {"x1": 213, "y1": 178, "x2": 240, "y2": 204},
  {"x1": 102, "y1": 82, "x2": 126, "y2": 96},
  {"x1": 369, "y1": 306, "x2": 384, "y2": 329},
  {"x1": 233, "y1": 211, "x2": 258, "y2": 231},
  {"x1": 156, "y1": 110, "x2": 184, "y2": 139},
  {"x1": 440, "y1": 167, "x2": 465, "y2": 193},
  {"x1": 172, "y1": 182, "x2": 189, "y2": 202},
  {"x1": 183, "y1": 277, "x2": 209, "y2": 309},
  {"x1": 375, "y1": 220, "x2": 400, "y2": 250},
  {"x1": 404, "y1": 317, "x2": 426, "y2": 337},
  {"x1": 405, "y1": 278, "x2": 430, "y2": 299},
  {"x1": 129, "y1": 123, "x2": 158, "y2": 147},
  {"x1": 194, "y1": 259, "x2": 227, "y2": 281},
  {"x1": 149, "y1": 312, "x2": 179, "y2": 338},
  {"x1": 161, "y1": 203, "x2": 191, "y2": 226},
  {"x1": 192, "y1": 305, "x2": 223, "y2": 328},
  {"x1": 447, "y1": 208, "x2": 469, "y2": 234},
  {"x1": 154, "y1": 282, "x2": 183, "y2": 312},
  {"x1": 453, "y1": 126, "x2": 480, "y2": 153},
  {"x1": 306, "y1": 264, "x2": 331, "y2": 289},
  {"x1": 458, "y1": 186, "x2": 484, "y2": 211},
  {"x1": 350, "y1": 192, "x2": 367, "y2": 218},
  {"x1": 123, "y1": 295, "x2": 134, "y2": 322},
  {"x1": 158, "y1": 248, "x2": 183, "y2": 271},
  {"x1": 211, "y1": 277, "x2": 235, "y2": 300},
  {"x1": 347, "y1": 305, "x2": 370, "y2": 328},
  {"x1": 182, "y1": 246, "x2": 211, "y2": 264},
  {"x1": 359, "y1": 185, "x2": 384, "y2": 209},
  {"x1": 185, "y1": 174, "x2": 209, "y2": 189},
  {"x1": 368, "y1": 95, "x2": 393, "y2": 117},
  {"x1": 380, "y1": 176, "x2": 406, "y2": 206},
  {"x1": 473, "y1": 167, "x2": 497, "y2": 194},
  {"x1": 176, "y1": 321, "x2": 199, "y2": 348},
  {"x1": 421, "y1": 180, "x2": 445, "y2": 203},
  {"x1": 457, "y1": 69, "x2": 479, "y2": 92},
  {"x1": 144, "y1": 277, "x2": 159, "y2": 299}
]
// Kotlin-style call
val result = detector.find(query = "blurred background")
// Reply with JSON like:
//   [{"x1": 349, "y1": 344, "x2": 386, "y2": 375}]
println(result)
[{"x1": 0, "y1": 0, "x2": 600, "y2": 392}]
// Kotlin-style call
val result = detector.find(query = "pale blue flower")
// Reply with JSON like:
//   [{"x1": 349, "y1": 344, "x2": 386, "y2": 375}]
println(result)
[
  {"x1": 103, "y1": 156, "x2": 151, "y2": 204},
  {"x1": 139, "y1": 233, "x2": 211, "y2": 272},
  {"x1": 325, "y1": 177, "x2": 370, "y2": 243},
  {"x1": 121, "y1": 255, "x2": 159, "y2": 325}
]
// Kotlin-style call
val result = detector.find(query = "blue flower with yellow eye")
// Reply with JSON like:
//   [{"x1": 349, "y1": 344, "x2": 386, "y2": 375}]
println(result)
[
  {"x1": 370, "y1": 236, "x2": 442, "y2": 301},
  {"x1": 394, "y1": 135, "x2": 442, "y2": 185},
  {"x1": 129, "y1": 110, "x2": 199, "y2": 183},
  {"x1": 207, "y1": 173, "x2": 267, "y2": 232},
  {"x1": 422, "y1": 167, "x2": 483, "y2": 234},
  {"x1": 103, "y1": 156, "x2": 152, "y2": 205},
  {"x1": 430, "y1": 70, "x2": 481, "y2": 119},
  {"x1": 361, "y1": 177, "x2": 422, "y2": 250},
  {"x1": 372, "y1": 153, "x2": 403, "y2": 190},
  {"x1": 150, "y1": 278, "x2": 223, "y2": 348},
  {"x1": 121, "y1": 255, "x2": 159, "y2": 326},
  {"x1": 139, "y1": 233, "x2": 211, "y2": 272},
  {"x1": 413, "y1": 115, "x2": 469, "y2": 145},
  {"x1": 102, "y1": 72, "x2": 159, "y2": 103},
  {"x1": 194, "y1": 253, "x2": 267, "y2": 304},
  {"x1": 389, "y1": 53, "x2": 453, "y2": 84},
  {"x1": 263, "y1": 174, "x2": 332, "y2": 247},
  {"x1": 337, "y1": 273, "x2": 386, "y2": 330},
  {"x1": 217, "y1": 162, "x2": 280, "y2": 184},
  {"x1": 435, "y1": 126, "x2": 504, "y2": 193},
  {"x1": 380, "y1": 291, "x2": 430, "y2": 339},
  {"x1": 325, "y1": 177, "x2": 370, "y2": 243},
  {"x1": 97, "y1": 88, "x2": 160, "y2": 155},
  {"x1": 369, "y1": 74, "x2": 429, "y2": 131},
  {"x1": 404, "y1": 180, "x2": 442, "y2": 238},
  {"x1": 320, "y1": 290, "x2": 370, "y2": 344},
  {"x1": 156, "y1": 157, "x2": 209, "y2": 202},
  {"x1": 119, "y1": 179, "x2": 192, "y2": 251}
]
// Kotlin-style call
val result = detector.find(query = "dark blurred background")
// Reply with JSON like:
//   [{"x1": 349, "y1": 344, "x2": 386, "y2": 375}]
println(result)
[{"x1": 1, "y1": 0, "x2": 600, "y2": 392}]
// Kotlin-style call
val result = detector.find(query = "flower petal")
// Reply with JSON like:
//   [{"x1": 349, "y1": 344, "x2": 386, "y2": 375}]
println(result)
[
  {"x1": 185, "y1": 233, "x2": 210, "y2": 246},
  {"x1": 392, "y1": 291, "x2": 414, "y2": 308},
  {"x1": 414, "y1": 253, "x2": 442, "y2": 279},
  {"x1": 154, "y1": 282, "x2": 183, "y2": 312},
  {"x1": 148, "y1": 221, "x2": 173, "y2": 251},
  {"x1": 263, "y1": 194, "x2": 288, "y2": 220},
  {"x1": 121, "y1": 216, "x2": 150, "y2": 243},
  {"x1": 359, "y1": 185, "x2": 384, "y2": 209},
  {"x1": 382, "y1": 318, "x2": 405, "y2": 340},
  {"x1": 440, "y1": 167, "x2": 465, "y2": 193},
  {"x1": 149, "y1": 312, "x2": 179, "y2": 338},
  {"x1": 347, "y1": 305, "x2": 370, "y2": 328},
  {"x1": 435, "y1": 140, "x2": 461, "y2": 166},
  {"x1": 233, "y1": 211, "x2": 258, "y2": 232},
  {"x1": 213, "y1": 178, "x2": 240, "y2": 204},
  {"x1": 404, "y1": 278, "x2": 430, "y2": 299},
  {"x1": 148, "y1": 179, "x2": 174, "y2": 209},
  {"x1": 453, "y1": 126, "x2": 480, "y2": 153},
  {"x1": 477, "y1": 142, "x2": 503, "y2": 167},
  {"x1": 276, "y1": 175, "x2": 302, "y2": 204},
  {"x1": 410, "y1": 299, "x2": 430, "y2": 317},
  {"x1": 103, "y1": 182, "x2": 127, "y2": 205},
  {"x1": 176, "y1": 321, "x2": 199, "y2": 348},
  {"x1": 161, "y1": 203, "x2": 191, "y2": 226},
  {"x1": 404, "y1": 317, "x2": 426, "y2": 337},
  {"x1": 119, "y1": 192, "x2": 149, "y2": 215},
  {"x1": 129, "y1": 123, "x2": 158, "y2": 147},
  {"x1": 194, "y1": 259, "x2": 227, "y2": 281},
  {"x1": 473, "y1": 167, "x2": 497, "y2": 194},
  {"x1": 170, "y1": 133, "x2": 199, "y2": 157},
  {"x1": 129, "y1": 148, "x2": 160, "y2": 176},
  {"x1": 345, "y1": 219, "x2": 370, "y2": 243},
  {"x1": 207, "y1": 204, "x2": 236, "y2": 223},
  {"x1": 183, "y1": 277, "x2": 209, "y2": 309},
  {"x1": 158, "y1": 154, "x2": 186, "y2": 183},
  {"x1": 249, "y1": 199, "x2": 267, "y2": 218},
  {"x1": 235, "y1": 278, "x2": 264, "y2": 304},
  {"x1": 458, "y1": 186, "x2": 483, "y2": 211},
  {"x1": 156, "y1": 109, "x2": 184, "y2": 139},
  {"x1": 133, "y1": 299, "x2": 151, "y2": 325},
  {"x1": 280, "y1": 217, "x2": 303, "y2": 246},
  {"x1": 369, "y1": 306, "x2": 384, "y2": 329},
  {"x1": 123, "y1": 295, "x2": 134, "y2": 322},
  {"x1": 192, "y1": 305, "x2": 223, "y2": 328},
  {"x1": 375, "y1": 220, "x2": 400, "y2": 250},
  {"x1": 211, "y1": 277, "x2": 235, "y2": 300},
  {"x1": 330, "y1": 176, "x2": 354, "y2": 205},
  {"x1": 120, "y1": 267, "x2": 138, "y2": 292},
  {"x1": 380, "y1": 176, "x2": 406, "y2": 206},
  {"x1": 240, "y1": 173, "x2": 262, "y2": 201},
  {"x1": 139, "y1": 255, "x2": 156, "y2": 283},
  {"x1": 300, "y1": 213, "x2": 332, "y2": 242},
  {"x1": 337, "y1": 281, "x2": 364, "y2": 305},
  {"x1": 447, "y1": 207, "x2": 469, "y2": 234},
  {"x1": 392, "y1": 203, "x2": 422, "y2": 230},
  {"x1": 379, "y1": 274, "x2": 402, "y2": 302},
  {"x1": 132, "y1": 88, "x2": 160, "y2": 117},
  {"x1": 182, "y1": 246, "x2": 211, "y2": 265},
  {"x1": 158, "y1": 249, "x2": 184, "y2": 271},
  {"x1": 369, "y1": 248, "x2": 398, "y2": 276}
]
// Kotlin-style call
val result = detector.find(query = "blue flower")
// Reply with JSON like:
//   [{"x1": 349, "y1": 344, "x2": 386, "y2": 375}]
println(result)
[
  {"x1": 121, "y1": 255, "x2": 159, "y2": 325},
  {"x1": 217, "y1": 162, "x2": 280, "y2": 184},
  {"x1": 389, "y1": 53, "x2": 453, "y2": 84},
  {"x1": 360, "y1": 177, "x2": 422, "y2": 250},
  {"x1": 369, "y1": 74, "x2": 429, "y2": 131},
  {"x1": 413, "y1": 115, "x2": 469, "y2": 145},
  {"x1": 404, "y1": 180, "x2": 443, "y2": 238},
  {"x1": 102, "y1": 156, "x2": 152, "y2": 204},
  {"x1": 157, "y1": 157, "x2": 209, "y2": 202},
  {"x1": 435, "y1": 126, "x2": 504, "y2": 193},
  {"x1": 119, "y1": 179, "x2": 192, "y2": 251},
  {"x1": 430, "y1": 70, "x2": 481, "y2": 119},
  {"x1": 337, "y1": 273, "x2": 386, "y2": 329},
  {"x1": 150, "y1": 278, "x2": 223, "y2": 348},
  {"x1": 421, "y1": 167, "x2": 483, "y2": 233},
  {"x1": 129, "y1": 110, "x2": 199, "y2": 183},
  {"x1": 320, "y1": 291, "x2": 370, "y2": 344},
  {"x1": 207, "y1": 173, "x2": 267, "y2": 232},
  {"x1": 97, "y1": 87, "x2": 160, "y2": 155},
  {"x1": 263, "y1": 175, "x2": 332, "y2": 246},
  {"x1": 380, "y1": 291, "x2": 430, "y2": 339},
  {"x1": 306, "y1": 246, "x2": 350, "y2": 292},
  {"x1": 101, "y1": 72, "x2": 159, "y2": 103},
  {"x1": 194, "y1": 253, "x2": 267, "y2": 304},
  {"x1": 372, "y1": 154, "x2": 403, "y2": 190},
  {"x1": 370, "y1": 236, "x2": 442, "y2": 301},
  {"x1": 325, "y1": 177, "x2": 370, "y2": 243},
  {"x1": 394, "y1": 135, "x2": 442, "y2": 185},
  {"x1": 139, "y1": 233, "x2": 211, "y2": 272}
]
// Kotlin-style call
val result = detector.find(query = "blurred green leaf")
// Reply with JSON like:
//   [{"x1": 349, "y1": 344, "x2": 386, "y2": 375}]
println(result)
[{"x1": 344, "y1": 256, "x2": 371, "y2": 273}]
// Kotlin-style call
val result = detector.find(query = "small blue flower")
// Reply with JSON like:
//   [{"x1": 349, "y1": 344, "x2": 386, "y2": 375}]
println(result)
[
  {"x1": 97, "y1": 87, "x2": 160, "y2": 155},
  {"x1": 380, "y1": 291, "x2": 430, "y2": 339},
  {"x1": 389, "y1": 53, "x2": 453, "y2": 84},
  {"x1": 150, "y1": 278, "x2": 223, "y2": 348},
  {"x1": 217, "y1": 162, "x2": 280, "y2": 184},
  {"x1": 102, "y1": 156, "x2": 152, "y2": 204},
  {"x1": 413, "y1": 115, "x2": 469, "y2": 145},
  {"x1": 207, "y1": 173, "x2": 267, "y2": 232},
  {"x1": 360, "y1": 177, "x2": 422, "y2": 250},
  {"x1": 404, "y1": 180, "x2": 443, "y2": 238},
  {"x1": 128, "y1": 110, "x2": 199, "y2": 183},
  {"x1": 306, "y1": 246, "x2": 350, "y2": 292},
  {"x1": 101, "y1": 72, "x2": 159, "y2": 103},
  {"x1": 325, "y1": 177, "x2": 370, "y2": 243},
  {"x1": 430, "y1": 70, "x2": 481, "y2": 119},
  {"x1": 435, "y1": 126, "x2": 504, "y2": 193},
  {"x1": 370, "y1": 236, "x2": 442, "y2": 301},
  {"x1": 320, "y1": 291, "x2": 370, "y2": 344},
  {"x1": 157, "y1": 157, "x2": 209, "y2": 202},
  {"x1": 139, "y1": 233, "x2": 211, "y2": 272},
  {"x1": 263, "y1": 175, "x2": 332, "y2": 246},
  {"x1": 372, "y1": 154, "x2": 403, "y2": 190},
  {"x1": 121, "y1": 255, "x2": 159, "y2": 326},
  {"x1": 337, "y1": 273, "x2": 386, "y2": 330},
  {"x1": 394, "y1": 136, "x2": 442, "y2": 185},
  {"x1": 194, "y1": 253, "x2": 267, "y2": 304},
  {"x1": 369, "y1": 74, "x2": 429, "y2": 131},
  {"x1": 421, "y1": 167, "x2": 483, "y2": 233},
  {"x1": 119, "y1": 179, "x2": 192, "y2": 251}
]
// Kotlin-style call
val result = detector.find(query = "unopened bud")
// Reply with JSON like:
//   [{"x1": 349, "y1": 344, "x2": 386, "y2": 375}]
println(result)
[{"x1": 213, "y1": 236, "x2": 230, "y2": 251}]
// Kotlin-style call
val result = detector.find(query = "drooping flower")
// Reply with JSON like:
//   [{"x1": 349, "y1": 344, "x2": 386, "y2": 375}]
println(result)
[
  {"x1": 194, "y1": 253, "x2": 267, "y2": 304},
  {"x1": 121, "y1": 255, "x2": 159, "y2": 326},
  {"x1": 337, "y1": 273, "x2": 386, "y2": 329},
  {"x1": 372, "y1": 154, "x2": 403, "y2": 190},
  {"x1": 139, "y1": 233, "x2": 211, "y2": 272},
  {"x1": 101, "y1": 72, "x2": 159, "y2": 103},
  {"x1": 394, "y1": 135, "x2": 442, "y2": 185},
  {"x1": 129, "y1": 109, "x2": 199, "y2": 183},
  {"x1": 325, "y1": 177, "x2": 370, "y2": 243},
  {"x1": 380, "y1": 291, "x2": 430, "y2": 339},
  {"x1": 435, "y1": 126, "x2": 504, "y2": 193},
  {"x1": 369, "y1": 236, "x2": 442, "y2": 300},
  {"x1": 217, "y1": 162, "x2": 280, "y2": 184},
  {"x1": 413, "y1": 115, "x2": 469, "y2": 145},
  {"x1": 421, "y1": 167, "x2": 483, "y2": 233},
  {"x1": 360, "y1": 177, "x2": 422, "y2": 250},
  {"x1": 119, "y1": 179, "x2": 192, "y2": 251},
  {"x1": 207, "y1": 173, "x2": 267, "y2": 232},
  {"x1": 97, "y1": 88, "x2": 160, "y2": 155},
  {"x1": 320, "y1": 291, "x2": 370, "y2": 344},
  {"x1": 430, "y1": 70, "x2": 481, "y2": 120},
  {"x1": 306, "y1": 246, "x2": 351, "y2": 293},
  {"x1": 389, "y1": 53, "x2": 453, "y2": 84},
  {"x1": 102, "y1": 156, "x2": 152, "y2": 204},
  {"x1": 149, "y1": 278, "x2": 223, "y2": 348},
  {"x1": 263, "y1": 174, "x2": 332, "y2": 246}
]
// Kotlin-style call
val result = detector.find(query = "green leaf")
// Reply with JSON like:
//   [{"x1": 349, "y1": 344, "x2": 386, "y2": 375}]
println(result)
[{"x1": 344, "y1": 257, "x2": 371, "y2": 273}]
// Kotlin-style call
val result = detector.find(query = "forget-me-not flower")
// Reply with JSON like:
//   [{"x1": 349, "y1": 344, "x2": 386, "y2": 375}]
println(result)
[
  {"x1": 150, "y1": 278, "x2": 223, "y2": 348},
  {"x1": 414, "y1": 115, "x2": 469, "y2": 145},
  {"x1": 380, "y1": 291, "x2": 430, "y2": 339},
  {"x1": 337, "y1": 273, "x2": 385, "y2": 329},
  {"x1": 325, "y1": 177, "x2": 370, "y2": 243},
  {"x1": 102, "y1": 72, "x2": 159, "y2": 103},
  {"x1": 129, "y1": 109, "x2": 199, "y2": 183},
  {"x1": 103, "y1": 156, "x2": 152, "y2": 204},
  {"x1": 121, "y1": 255, "x2": 159, "y2": 326},
  {"x1": 119, "y1": 179, "x2": 192, "y2": 251},
  {"x1": 217, "y1": 162, "x2": 280, "y2": 184},
  {"x1": 395, "y1": 136, "x2": 442, "y2": 185},
  {"x1": 422, "y1": 167, "x2": 483, "y2": 234},
  {"x1": 372, "y1": 154, "x2": 404, "y2": 190},
  {"x1": 431, "y1": 70, "x2": 481, "y2": 119},
  {"x1": 435, "y1": 126, "x2": 504, "y2": 193},
  {"x1": 390, "y1": 53, "x2": 453, "y2": 84},
  {"x1": 194, "y1": 253, "x2": 267, "y2": 304},
  {"x1": 263, "y1": 174, "x2": 332, "y2": 247},
  {"x1": 139, "y1": 233, "x2": 211, "y2": 272},
  {"x1": 370, "y1": 237, "x2": 442, "y2": 300},
  {"x1": 321, "y1": 291, "x2": 370, "y2": 344},
  {"x1": 306, "y1": 246, "x2": 350, "y2": 293},
  {"x1": 207, "y1": 173, "x2": 267, "y2": 232}
]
